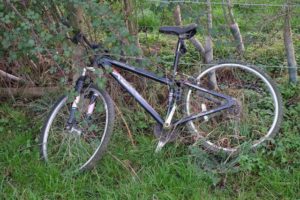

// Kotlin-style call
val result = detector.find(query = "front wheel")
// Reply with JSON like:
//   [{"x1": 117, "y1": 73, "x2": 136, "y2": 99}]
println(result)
[
  {"x1": 185, "y1": 62, "x2": 283, "y2": 155},
  {"x1": 39, "y1": 85, "x2": 115, "y2": 172}
]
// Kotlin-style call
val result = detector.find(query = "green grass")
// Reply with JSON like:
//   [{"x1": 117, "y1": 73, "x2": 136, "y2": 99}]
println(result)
[{"x1": 0, "y1": 82, "x2": 300, "y2": 199}]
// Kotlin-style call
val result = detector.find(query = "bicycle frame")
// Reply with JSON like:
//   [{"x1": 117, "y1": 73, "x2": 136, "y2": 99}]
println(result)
[
  {"x1": 71, "y1": 37, "x2": 235, "y2": 129},
  {"x1": 96, "y1": 57, "x2": 235, "y2": 127}
]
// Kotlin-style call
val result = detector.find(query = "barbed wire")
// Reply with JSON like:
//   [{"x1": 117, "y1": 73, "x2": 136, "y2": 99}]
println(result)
[{"x1": 147, "y1": 0, "x2": 300, "y2": 7}]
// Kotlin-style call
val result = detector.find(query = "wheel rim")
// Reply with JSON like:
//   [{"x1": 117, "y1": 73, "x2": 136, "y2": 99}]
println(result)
[
  {"x1": 186, "y1": 63, "x2": 280, "y2": 153},
  {"x1": 42, "y1": 88, "x2": 109, "y2": 171}
]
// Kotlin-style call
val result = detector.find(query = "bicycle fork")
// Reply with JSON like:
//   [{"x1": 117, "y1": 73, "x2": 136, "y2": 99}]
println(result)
[{"x1": 66, "y1": 68, "x2": 97, "y2": 134}]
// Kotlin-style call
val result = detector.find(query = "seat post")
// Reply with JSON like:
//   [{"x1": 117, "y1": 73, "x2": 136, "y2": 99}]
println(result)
[{"x1": 172, "y1": 37, "x2": 183, "y2": 76}]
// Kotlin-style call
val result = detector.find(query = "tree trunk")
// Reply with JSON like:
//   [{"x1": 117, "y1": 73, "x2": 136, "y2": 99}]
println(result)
[
  {"x1": 0, "y1": 69, "x2": 25, "y2": 82},
  {"x1": 223, "y1": 0, "x2": 245, "y2": 55},
  {"x1": 66, "y1": 3, "x2": 86, "y2": 84},
  {"x1": 283, "y1": 1, "x2": 297, "y2": 84},
  {"x1": 189, "y1": 38, "x2": 206, "y2": 58},
  {"x1": 205, "y1": 0, "x2": 213, "y2": 64},
  {"x1": 205, "y1": 0, "x2": 217, "y2": 89},
  {"x1": 123, "y1": 0, "x2": 142, "y2": 57},
  {"x1": 174, "y1": 5, "x2": 182, "y2": 26}
]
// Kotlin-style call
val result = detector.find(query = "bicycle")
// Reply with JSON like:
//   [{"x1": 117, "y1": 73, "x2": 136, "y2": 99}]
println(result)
[{"x1": 39, "y1": 24, "x2": 283, "y2": 172}]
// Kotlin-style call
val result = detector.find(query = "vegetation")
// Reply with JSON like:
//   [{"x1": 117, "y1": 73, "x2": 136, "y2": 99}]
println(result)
[
  {"x1": 0, "y1": 0, "x2": 299, "y2": 199},
  {"x1": 0, "y1": 82, "x2": 299, "y2": 199}
]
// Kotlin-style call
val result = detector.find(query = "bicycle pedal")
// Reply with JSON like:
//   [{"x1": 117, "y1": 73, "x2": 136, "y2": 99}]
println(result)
[
  {"x1": 65, "y1": 123, "x2": 72, "y2": 131},
  {"x1": 66, "y1": 122, "x2": 82, "y2": 136},
  {"x1": 70, "y1": 127, "x2": 82, "y2": 136}
]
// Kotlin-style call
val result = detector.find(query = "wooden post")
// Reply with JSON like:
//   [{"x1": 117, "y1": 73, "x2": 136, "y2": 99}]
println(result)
[{"x1": 283, "y1": 1, "x2": 297, "y2": 84}]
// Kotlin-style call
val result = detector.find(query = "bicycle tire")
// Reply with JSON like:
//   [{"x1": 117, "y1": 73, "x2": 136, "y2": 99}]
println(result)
[
  {"x1": 185, "y1": 61, "x2": 283, "y2": 154},
  {"x1": 39, "y1": 85, "x2": 115, "y2": 172}
]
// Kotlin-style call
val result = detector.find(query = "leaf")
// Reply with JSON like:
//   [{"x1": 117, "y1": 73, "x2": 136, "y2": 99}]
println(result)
[
  {"x1": 8, "y1": 51, "x2": 17, "y2": 62},
  {"x1": 28, "y1": 39, "x2": 35, "y2": 47}
]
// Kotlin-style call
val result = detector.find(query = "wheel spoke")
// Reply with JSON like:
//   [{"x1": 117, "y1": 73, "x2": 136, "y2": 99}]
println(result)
[
  {"x1": 40, "y1": 87, "x2": 114, "y2": 172},
  {"x1": 186, "y1": 63, "x2": 282, "y2": 154}
]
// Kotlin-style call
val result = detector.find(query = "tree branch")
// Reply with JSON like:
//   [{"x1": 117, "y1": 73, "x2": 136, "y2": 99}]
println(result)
[
  {"x1": 223, "y1": 0, "x2": 245, "y2": 54},
  {"x1": 0, "y1": 87, "x2": 59, "y2": 98},
  {"x1": 0, "y1": 70, "x2": 25, "y2": 82}
]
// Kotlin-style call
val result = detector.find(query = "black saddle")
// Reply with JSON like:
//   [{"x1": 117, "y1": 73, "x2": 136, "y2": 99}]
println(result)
[{"x1": 159, "y1": 24, "x2": 197, "y2": 39}]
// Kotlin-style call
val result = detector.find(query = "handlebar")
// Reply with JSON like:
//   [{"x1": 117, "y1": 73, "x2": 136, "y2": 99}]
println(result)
[
  {"x1": 61, "y1": 18, "x2": 101, "y2": 50},
  {"x1": 71, "y1": 32, "x2": 101, "y2": 50}
]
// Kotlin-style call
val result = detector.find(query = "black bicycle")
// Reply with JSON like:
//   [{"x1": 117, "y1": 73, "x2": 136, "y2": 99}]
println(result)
[{"x1": 40, "y1": 24, "x2": 283, "y2": 172}]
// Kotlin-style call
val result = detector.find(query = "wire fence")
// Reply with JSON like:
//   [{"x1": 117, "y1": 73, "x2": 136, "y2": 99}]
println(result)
[
  {"x1": 147, "y1": 0, "x2": 300, "y2": 7},
  {"x1": 130, "y1": 0, "x2": 299, "y2": 70}
]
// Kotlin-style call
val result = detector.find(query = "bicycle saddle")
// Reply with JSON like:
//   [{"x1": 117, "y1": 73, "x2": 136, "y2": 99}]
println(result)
[{"x1": 159, "y1": 24, "x2": 197, "y2": 39}]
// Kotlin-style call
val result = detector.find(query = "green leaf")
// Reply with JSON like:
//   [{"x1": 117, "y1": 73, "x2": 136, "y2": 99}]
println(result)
[
  {"x1": 28, "y1": 39, "x2": 35, "y2": 47},
  {"x1": 8, "y1": 51, "x2": 17, "y2": 62}
]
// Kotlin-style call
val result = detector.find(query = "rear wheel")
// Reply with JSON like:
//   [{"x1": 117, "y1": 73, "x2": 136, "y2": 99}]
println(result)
[
  {"x1": 40, "y1": 85, "x2": 115, "y2": 172},
  {"x1": 185, "y1": 62, "x2": 283, "y2": 154}
]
